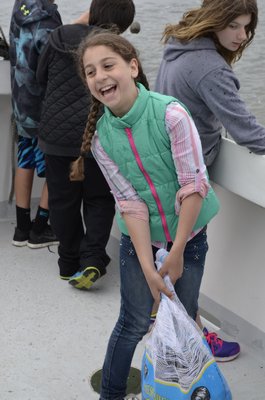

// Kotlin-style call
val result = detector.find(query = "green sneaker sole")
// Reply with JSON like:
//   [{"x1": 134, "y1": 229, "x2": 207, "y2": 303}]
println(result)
[{"x1": 68, "y1": 267, "x2": 101, "y2": 290}]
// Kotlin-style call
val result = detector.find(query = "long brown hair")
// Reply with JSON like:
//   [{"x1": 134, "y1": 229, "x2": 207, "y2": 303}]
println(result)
[
  {"x1": 163, "y1": 0, "x2": 258, "y2": 65},
  {"x1": 70, "y1": 32, "x2": 149, "y2": 181}
]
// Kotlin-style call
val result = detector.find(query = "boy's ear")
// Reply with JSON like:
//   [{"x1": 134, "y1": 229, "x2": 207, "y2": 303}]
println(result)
[{"x1": 130, "y1": 58, "x2": 139, "y2": 78}]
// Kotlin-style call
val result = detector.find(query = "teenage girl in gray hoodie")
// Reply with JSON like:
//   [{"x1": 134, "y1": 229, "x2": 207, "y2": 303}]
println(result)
[
  {"x1": 156, "y1": 0, "x2": 265, "y2": 166},
  {"x1": 155, "y1": 0, "x2": 264, "y2": 363}
]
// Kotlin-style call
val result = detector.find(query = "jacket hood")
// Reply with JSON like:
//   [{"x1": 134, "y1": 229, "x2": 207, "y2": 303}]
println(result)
[
  {"x1": 48, "y1": 24, "x2": 93, "y2": 53},
  {"x1": 163, "y1": 37, "x2": 216, "y2": 62},
  {"x1": 12, "y1": 0, "x2": 59, "y2": 27}
]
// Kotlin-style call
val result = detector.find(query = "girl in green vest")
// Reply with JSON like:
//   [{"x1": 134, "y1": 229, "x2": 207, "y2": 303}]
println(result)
[{"x1": 70, "y1": 32, "x2": 220, "y2": 400}]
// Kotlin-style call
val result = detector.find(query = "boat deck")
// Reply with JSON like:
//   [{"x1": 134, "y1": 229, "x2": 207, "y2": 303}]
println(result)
[{"x1": 1, "y1": 217, "x2": 265, "y2": 400}]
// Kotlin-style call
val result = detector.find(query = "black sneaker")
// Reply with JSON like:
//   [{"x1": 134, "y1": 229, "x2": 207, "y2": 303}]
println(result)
[
  {"x1": 12, "y1": 227, "x2": 30, "y2": 247},
  {"x1": 27, "y1": 225, "x2": 59, "y2": 249},
  {"x1": 59, "y1": 271, "x2": 78, "y2": 280},
  {"x1": 68, "y1": 266, "x2": 106, "y2": 290}
]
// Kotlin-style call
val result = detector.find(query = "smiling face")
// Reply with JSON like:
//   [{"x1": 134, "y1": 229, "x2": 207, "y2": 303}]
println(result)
[
  {"x1": 215, "y1": 14, "x2": 251, "y2": 51},
  {"x1": 83, "y1": 45, "x2": 139, "y2": 117}
]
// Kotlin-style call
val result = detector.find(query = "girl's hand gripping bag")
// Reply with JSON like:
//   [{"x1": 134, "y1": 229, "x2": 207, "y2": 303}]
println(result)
[{"x1": 141, "y1": 248, "x2": 232, "y2": 400}]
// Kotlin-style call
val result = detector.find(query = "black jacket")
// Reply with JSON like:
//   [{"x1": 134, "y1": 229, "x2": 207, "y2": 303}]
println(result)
[{"x1": 37, "y1": 23, "x2": 95, "y2": 156}]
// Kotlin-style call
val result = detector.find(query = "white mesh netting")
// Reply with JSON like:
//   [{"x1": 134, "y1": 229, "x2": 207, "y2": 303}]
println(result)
[{"x1": 145, "y1": 249, "x2": 214, "y2": 390}]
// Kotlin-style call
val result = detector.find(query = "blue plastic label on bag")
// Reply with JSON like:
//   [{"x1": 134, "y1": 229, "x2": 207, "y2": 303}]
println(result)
[{"x1": 142, "y1": 350, "x2": 232, "y2": 400}]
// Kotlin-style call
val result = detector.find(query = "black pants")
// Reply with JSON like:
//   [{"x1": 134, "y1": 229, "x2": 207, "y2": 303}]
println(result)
[{"x1": 45, "y1": 155, "x2": 115, "y2": 277}]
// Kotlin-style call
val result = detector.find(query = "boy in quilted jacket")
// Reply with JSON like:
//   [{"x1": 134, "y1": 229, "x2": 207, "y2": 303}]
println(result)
[{"x1": 36, "y1": 0, "x2": 135, "y2": 285}]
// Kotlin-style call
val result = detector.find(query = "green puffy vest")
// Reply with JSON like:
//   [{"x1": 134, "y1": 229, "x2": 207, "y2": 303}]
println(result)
[{"x1": 97, "y1": 83, "x2": 219, "y2": 242}]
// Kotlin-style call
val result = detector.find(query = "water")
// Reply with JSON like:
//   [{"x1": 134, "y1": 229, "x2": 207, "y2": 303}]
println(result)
[{"x1": 1, "y1": 0, "x2": 265, "y2": 124}]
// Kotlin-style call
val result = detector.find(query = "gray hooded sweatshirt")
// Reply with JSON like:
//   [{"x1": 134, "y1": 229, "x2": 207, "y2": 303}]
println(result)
[{"x1": 155, "y1": 37, "x2": 265, "y2": 166}]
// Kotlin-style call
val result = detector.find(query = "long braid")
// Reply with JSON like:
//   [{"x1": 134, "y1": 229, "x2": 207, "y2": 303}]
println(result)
[
  {"x1": 70, "y1": 97, "x2": 101, "y2": 181},
  {"x1": 70, "y1": 31, "x2": 150, "y2": 182},
  {"x1": 136, "y1": 63, "x2": 150, "y2": 91}
]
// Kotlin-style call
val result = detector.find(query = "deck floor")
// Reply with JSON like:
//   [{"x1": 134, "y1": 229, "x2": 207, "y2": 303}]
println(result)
[{"x1": 1, "y1": 219, "x2": 264, "y2": 400}]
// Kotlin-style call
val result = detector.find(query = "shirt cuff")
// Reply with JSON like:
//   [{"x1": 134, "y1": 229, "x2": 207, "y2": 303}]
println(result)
[
  {"x1": 118, "y1": 200, "x2": 149, "y2": 222},
  {"x1": 175, "y1": 180, "x2": 210, "y2": 214}
]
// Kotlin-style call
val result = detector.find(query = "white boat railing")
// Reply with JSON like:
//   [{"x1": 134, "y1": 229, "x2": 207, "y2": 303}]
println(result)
[
  {"x1": 209, "y1": 137, "x2": 265, "y2": 208},
  {"x1": 203, "y1": 138, "x2": 265, "y2": 357},
  {"x1": 0, "y1": 60, "x2": 43, "y2": 218}
]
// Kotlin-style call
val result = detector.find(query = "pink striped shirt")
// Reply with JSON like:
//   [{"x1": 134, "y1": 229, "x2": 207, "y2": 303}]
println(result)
[{"x1": 92, "y1": 102, "x2": 210, "y2": 244}]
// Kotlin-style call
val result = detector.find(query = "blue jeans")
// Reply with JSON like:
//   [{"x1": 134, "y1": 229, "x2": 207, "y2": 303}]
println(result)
[{"x1": 100, "y1": 227, "x2": 208, "y2": 400}]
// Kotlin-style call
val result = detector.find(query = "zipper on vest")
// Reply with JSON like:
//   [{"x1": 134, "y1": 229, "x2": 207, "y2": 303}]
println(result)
[{"x1": 125, "y1": 127, "x2": 172, "y2": 242}]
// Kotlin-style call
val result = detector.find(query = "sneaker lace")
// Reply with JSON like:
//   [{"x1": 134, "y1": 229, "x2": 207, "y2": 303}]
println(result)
[{"x1": 205, "y1": 331, "x2": 223, "y2": 352}]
